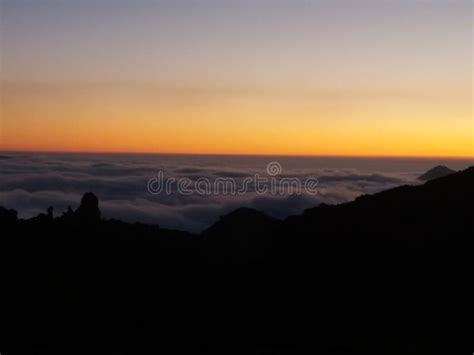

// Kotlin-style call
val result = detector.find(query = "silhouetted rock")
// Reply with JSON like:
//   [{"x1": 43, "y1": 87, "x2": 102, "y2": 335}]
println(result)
[
  {"x1": 418, "y1": 165, "x2": 455, "y2": 181},
  {"x1": 75, "y1": 192, "x2": 101, "y2": 221}
]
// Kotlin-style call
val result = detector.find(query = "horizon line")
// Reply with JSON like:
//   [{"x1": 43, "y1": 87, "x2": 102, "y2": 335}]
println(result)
[{"x1": 1, "y1": 149, "x2": 473, "y2": 161}]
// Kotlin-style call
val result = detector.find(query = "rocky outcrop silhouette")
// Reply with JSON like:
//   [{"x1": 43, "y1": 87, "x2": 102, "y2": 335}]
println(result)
[
  {"x1": 418, "y1": 164, "x2": 455, "y2": 181},
  {"x1": 0, "y1": 167, "x2": 472, "y2": 354},
  {"x1": 75, "y1": 191, "x2": 101, "y2": 221}
]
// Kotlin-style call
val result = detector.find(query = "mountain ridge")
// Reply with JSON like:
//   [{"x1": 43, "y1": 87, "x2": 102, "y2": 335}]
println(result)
[{"x1": 0, "y1": 166, "x2": 472, "y2": 353}]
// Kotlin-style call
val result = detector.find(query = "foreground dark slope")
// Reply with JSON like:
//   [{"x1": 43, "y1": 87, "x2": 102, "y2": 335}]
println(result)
[{"x1": 0, "y1": 167, "x2": 472, "y2": 354}]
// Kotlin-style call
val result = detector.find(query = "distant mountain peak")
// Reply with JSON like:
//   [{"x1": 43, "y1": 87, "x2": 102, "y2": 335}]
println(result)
[
  {"x1": 418, "y1": 165, "x2": 455, "y2": 181},
  {"x1": 201, "y1": 207, "x2": 280, "y2": 252},
  {"x1": 203, "y1": 207, "x2": 279, "y2": 237},
  {"x1": 218, "y1": 207, "x2": 270, "y2": 220}
]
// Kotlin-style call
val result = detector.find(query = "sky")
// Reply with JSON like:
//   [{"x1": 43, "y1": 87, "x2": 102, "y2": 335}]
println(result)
[{"x1": 0, "y1": 0, "x2": 472, "y2": 157}]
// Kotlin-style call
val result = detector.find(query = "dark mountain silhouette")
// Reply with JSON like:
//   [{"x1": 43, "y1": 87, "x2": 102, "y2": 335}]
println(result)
[
  {"x1": 203, "y1": 207, "x2": 280, "y2": 242},
  {"x1": 418, "y1": 164, "x2": 455, "y2": 181},
  {"x1": 202, "y1": 207, "x2": 281, "y2": 263},
  {"x1": 1, "y1": 167, "x2": 472, "y2": 354}
]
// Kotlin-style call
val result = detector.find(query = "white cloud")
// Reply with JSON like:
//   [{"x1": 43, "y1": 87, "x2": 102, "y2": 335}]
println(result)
[{"x1": 0, "y1": 153, "x2": 424, "y2": 232}]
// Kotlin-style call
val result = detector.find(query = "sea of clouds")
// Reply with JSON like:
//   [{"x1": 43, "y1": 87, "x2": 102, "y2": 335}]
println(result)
[{"x1": 1, "y1": 153, "x2": 470, "y2": 232}]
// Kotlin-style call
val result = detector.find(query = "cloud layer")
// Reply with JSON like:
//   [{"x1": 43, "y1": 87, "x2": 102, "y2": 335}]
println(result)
[{"x1": 0, "y1": 153, "x2": 435, "y2": 232}]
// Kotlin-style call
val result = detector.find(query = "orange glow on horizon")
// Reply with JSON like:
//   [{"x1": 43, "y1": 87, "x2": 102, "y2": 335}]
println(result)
[
  {"x1": 2, "y1": 1, "x2": 472, "y2": 160},
  {"x1": 1, "y1": 85, "x2": 472, "y2": 159}
]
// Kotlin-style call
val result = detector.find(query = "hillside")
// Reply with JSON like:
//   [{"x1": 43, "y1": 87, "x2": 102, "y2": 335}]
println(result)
[{"x1": 0, "y1": 167, "x2": 472, "y2": 354}]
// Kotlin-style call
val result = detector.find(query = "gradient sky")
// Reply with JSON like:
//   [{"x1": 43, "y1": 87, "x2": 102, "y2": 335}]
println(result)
[{"x1": 0, "y1": 0, "x2": 472, "y2": 157}]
